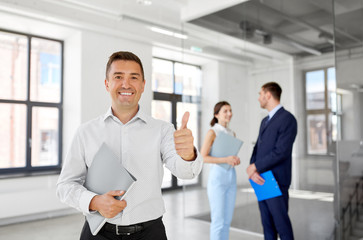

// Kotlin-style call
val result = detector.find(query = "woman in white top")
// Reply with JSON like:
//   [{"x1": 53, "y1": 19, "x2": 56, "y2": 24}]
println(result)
[{"x1": 201, "y1": 101, "x2": 241, "y2": 240}]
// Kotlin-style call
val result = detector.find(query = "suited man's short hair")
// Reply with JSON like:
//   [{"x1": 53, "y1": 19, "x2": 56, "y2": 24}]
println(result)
[{"x1": 262, "y1": 82, "x2": 282, "y2": 101}]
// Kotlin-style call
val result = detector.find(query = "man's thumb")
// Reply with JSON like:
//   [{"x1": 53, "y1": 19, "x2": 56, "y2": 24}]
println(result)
[{"x1": 180, "y1": 112, "x2": 190, "y2": 130}]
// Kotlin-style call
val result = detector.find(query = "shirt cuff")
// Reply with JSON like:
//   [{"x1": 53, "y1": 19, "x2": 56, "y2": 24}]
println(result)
[
  {"x1": 79, "y1": 190, "x2": 98, "y2": 215},
  {"x1": 175, "y1": 149, "x2": 203, "y2": 179}
]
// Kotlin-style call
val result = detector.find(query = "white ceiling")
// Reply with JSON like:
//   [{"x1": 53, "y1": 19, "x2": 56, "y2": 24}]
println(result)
[
  {"x1": 0, "y1": 0, "x2": 294, "y2": 65},
  {"x1": 6, "y1": 0, "x2": 360, "y2": 64}
]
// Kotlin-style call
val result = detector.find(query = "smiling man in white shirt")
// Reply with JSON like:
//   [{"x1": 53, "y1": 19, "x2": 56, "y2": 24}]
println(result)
[{"x1": 56, "y1": 51, "x2": 203, "y2": 240}]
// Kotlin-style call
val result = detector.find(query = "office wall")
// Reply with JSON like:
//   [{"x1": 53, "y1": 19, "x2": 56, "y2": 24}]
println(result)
[
  {"x1": 218, "y1": 61, "x2": 250, "y2": 185},
  {"x1": 200, "y1": 60, "x2": 219, "y2": 187},
  {"x1": 335, "y1": 50, "x2": 363, "y2": 140},
  {"x1": 200, "y1": 60, "x2": 250, "y2": 187}
]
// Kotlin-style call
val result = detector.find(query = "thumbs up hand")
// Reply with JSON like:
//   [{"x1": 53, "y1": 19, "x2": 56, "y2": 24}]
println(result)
[{"x1": 174, "y1": 112, "x2": 196, "y2": 161}]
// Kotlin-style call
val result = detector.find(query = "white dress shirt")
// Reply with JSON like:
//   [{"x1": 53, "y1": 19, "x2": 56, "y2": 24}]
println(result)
[{"x1": 56, "y1": 107, "x2": 203, "y2": 225}]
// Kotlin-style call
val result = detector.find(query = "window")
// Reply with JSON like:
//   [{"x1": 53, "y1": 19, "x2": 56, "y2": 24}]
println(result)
[
  {"x1": 151, "y1": 57, "x2": 202, "y2": 190},
  {"x1": 0, "y1": 29, "x2": 63, "y2": 175},
  {"x1": 305, "y1": 67, "x2": 341, "y2": 155}
]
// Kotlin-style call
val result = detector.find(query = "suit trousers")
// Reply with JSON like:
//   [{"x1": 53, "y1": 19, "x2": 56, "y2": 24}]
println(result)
[
  {"x1": 207, "y1": 165, "x2": 237, "y2": 240},
  {"x1": 80, "y1": 217, "x2": 167, "y2": 240},
  {"x1": 258, "y1": 187, "x2": 294, "y2": 240}
]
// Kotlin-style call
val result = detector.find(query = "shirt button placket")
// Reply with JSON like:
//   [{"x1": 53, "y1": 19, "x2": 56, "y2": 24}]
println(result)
[{"x1": 121, "y1": 126, "x2": 127, "y2": 166}]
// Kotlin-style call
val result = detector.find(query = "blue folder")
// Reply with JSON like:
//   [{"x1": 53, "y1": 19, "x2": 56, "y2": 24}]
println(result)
[
  {"x1": 209, "y1": 132, "x2": 243, "y2": 170},
  {"x1": 249, "y1": 170, "x2": 282, "y2": 201}
]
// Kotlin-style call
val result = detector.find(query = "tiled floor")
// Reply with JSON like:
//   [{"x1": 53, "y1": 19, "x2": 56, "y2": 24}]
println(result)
[{"x1": 0, "y1": 187, "x2": 334, "y2": 240}]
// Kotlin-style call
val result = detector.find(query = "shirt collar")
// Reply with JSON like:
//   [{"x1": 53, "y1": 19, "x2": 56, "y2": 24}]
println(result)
[
  {"x1": 268, "y1": 104, "x2": 282, "y2": 120},
  {"x1": 103, "y1": 106, "x2": 149, "y2": 124}
]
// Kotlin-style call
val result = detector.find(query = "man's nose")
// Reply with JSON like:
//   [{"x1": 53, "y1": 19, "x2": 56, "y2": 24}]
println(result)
[{"x1": 121, "y1": 77, "x2": 130, "y2": 87}]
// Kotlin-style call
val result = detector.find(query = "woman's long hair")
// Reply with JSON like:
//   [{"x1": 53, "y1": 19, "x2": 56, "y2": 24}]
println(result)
[{"x1": 210, "y1": 101, "x2": 230, "y2": 126}]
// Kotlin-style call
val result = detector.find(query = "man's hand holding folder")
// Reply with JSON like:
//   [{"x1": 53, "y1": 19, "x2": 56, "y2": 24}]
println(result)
[
  {"x1": 249, "y1": 172, "x2": 265, "y2": 185},
  {"x1": 248, "y1": 170, "x2": 282, "y2": 201},
  {"x1": 89, "y1": 190, "x2": 127, "y2": 218},
  {"x1": 84, "y1": 143, "x2": 137, "y2": 235},
  {"x1": 247, "y1": 163, "x2": 265, "y2": 185}
]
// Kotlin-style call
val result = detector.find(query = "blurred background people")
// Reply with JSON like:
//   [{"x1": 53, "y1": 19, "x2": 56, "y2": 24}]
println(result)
[{"x1": 201, "y1": 101, "x2": 241, "y2": 240}]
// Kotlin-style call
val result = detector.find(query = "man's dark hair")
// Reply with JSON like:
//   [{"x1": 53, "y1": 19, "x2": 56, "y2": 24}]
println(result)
[
  {"x1": 105, "y1": 51, "x2": 144, "y2": 81},
  {"x1": 262, "y1": 82, "x2": 282, "y2": 101}
]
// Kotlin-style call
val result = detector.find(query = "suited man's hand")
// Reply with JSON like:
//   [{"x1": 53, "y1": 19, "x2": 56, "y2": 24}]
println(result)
[
  {"x1": 174, "y1": 112, "x2": 196, "y2": 161},
  {"x1": 246, "y1": 163, "x2": 257, "y2": 178},
  {"x1": 250, "y1": 172, "x2": 265, "y2": 185},
  {"x1": 89, "y1": 190, "x2": 127, "y2": 218}
]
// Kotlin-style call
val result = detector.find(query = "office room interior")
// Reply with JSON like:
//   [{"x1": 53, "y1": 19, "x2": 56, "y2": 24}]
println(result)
[{"x1": 0, "y1": 0, "x2": 362, "y2": 239}]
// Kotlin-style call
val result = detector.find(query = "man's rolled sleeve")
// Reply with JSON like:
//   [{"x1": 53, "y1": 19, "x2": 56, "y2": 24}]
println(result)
[{"x1": 80, "y1": 191, "x2": 98, "y2": 215}]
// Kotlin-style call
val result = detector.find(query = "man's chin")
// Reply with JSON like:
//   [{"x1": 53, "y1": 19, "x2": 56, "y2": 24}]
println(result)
[{"x1": 113, "y1": 101, "x2": 132, "y2": 109}]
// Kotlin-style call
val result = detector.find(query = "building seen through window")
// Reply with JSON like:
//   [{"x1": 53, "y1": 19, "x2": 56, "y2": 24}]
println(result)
[
  {"x1": 0, "y1": 30, "x2": 63, "y2": 175},
  {"x1": 305, "y1": 67, "x2": 341, "y2": 155}
]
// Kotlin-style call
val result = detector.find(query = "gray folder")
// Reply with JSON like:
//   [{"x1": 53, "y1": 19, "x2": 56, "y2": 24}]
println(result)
[
  {"x1": 210, "y1": 132, "x2": 243, "y2": 170},
  {"x1": 84, "y1": 143, "x2": 137, "y2": 236}
]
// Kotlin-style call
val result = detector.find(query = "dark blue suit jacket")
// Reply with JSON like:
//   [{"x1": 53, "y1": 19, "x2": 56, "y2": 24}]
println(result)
[{"x1": 250, "y1": 107, "x2": 297, "y2": 188}]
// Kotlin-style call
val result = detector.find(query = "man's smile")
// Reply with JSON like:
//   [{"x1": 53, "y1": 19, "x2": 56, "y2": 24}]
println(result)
[{"x1": 120, "y1": 92, "x2": 133, "y2": 96}]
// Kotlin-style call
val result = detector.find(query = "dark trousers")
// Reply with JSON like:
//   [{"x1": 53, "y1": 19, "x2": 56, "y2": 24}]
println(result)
[
  {"x1": 80, "y1": 218, "x2": 167, "y2": 240},
  {"x1": 258, "y1": 187, "x2": 294, "y2": 240}
]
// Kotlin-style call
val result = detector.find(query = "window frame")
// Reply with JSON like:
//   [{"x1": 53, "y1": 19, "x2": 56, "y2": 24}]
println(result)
[
  {"x1": 304, "y1": 66, "x2": 341, "y2": 156},
  {"x1": 0, "y1": 28, "x2": 64, "y2": 176},
  {"x1": 152, "y1": 57, "x2": 202, "y2": 191}
]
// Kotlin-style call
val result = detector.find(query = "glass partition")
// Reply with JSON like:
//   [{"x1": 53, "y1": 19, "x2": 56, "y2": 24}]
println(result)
[
  {"x1": 182, "y1": 0, "x2": 338, "y2": 239},
  {"x1": 333, "y1": 0, "x2": 363, "y2": 239}
]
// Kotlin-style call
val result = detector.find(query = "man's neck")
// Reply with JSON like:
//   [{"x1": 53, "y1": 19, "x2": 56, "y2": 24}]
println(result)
[
  {"x1": 266, "y1": 101, "x2": 280, "y2": 112},
  {"x1": 111, "y1": 105, "x2": 139, "y2": 124}
]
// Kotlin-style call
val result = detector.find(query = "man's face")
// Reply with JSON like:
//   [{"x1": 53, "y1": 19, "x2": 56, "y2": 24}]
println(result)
[
  {"x1": 105, "y1": 60, "x2": 145, "y2": 111},
  {"x1": 258, "y1": 88, "x2": 269, "y2": 109}
]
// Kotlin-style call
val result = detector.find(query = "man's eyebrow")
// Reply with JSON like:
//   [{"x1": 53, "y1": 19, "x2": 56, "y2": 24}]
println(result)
[
  {"x1": 113, "y1": 72, "x2": 124, "y2": 75},
  {"x1": 113, "y1": 72, "x2": 140, "y2": 76}
]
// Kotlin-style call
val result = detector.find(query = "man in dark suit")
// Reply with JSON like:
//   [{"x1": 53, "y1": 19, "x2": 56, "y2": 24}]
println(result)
[{"x1": 247, "y1": 82, "x2": 297, "y2": 240}]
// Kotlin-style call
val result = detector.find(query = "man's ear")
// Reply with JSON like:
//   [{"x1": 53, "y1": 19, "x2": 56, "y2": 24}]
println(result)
[
  {"x1": 266, "y1": 91, "x2": 272, "y2": 100},
  {"x1": 141, "y1": 78, "x2": 146, "y2": 93},
  {"x1": 105, "y1": 79, "x2": 109, "y2": 92}
]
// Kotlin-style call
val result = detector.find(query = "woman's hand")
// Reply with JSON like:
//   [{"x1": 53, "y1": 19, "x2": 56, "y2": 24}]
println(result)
[{"x1": 226, "y1": 156, "x2": 240, "y2": 167}]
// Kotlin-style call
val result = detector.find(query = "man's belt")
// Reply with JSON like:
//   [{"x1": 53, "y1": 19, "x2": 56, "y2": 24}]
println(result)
[{"x1": 103, "y1": 217, "x2": 161, "y2": 236}]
